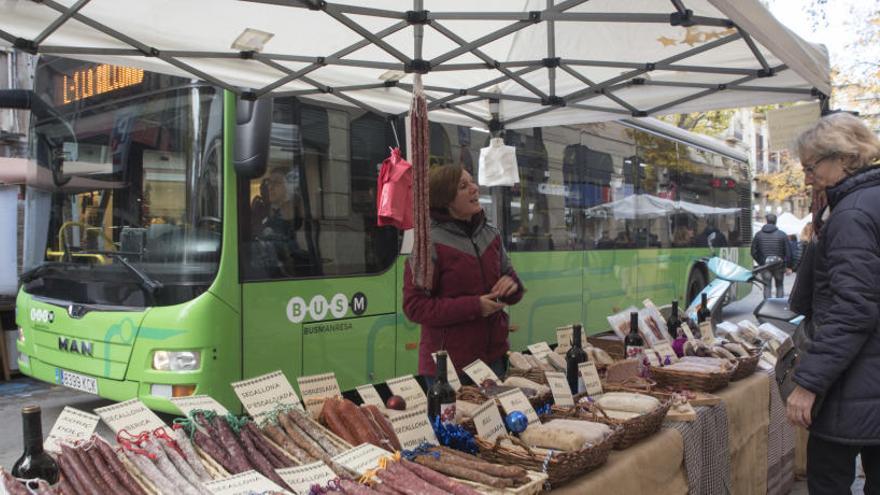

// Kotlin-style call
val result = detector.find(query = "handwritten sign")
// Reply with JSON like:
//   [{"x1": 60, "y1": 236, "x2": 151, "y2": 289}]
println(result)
[
  {"x1": 578, "y1": 361, "x2": 603, "y2": 397},
  {"x1": 544, "y1": 371, "x2": 574, "y2": 407},
  {"x1": 170, "y1": 395, "x2": 230, "y2": 417},
  {"x1": 495, "y1": 388, "x2": 539, "y2": 424},
  {"x1": 44, "y1": 407, "x2": 99, "y2": 453},
  {"x1": 356, "y1": 384, "x2": 385, "y2": 408},
  {"x1": 277, "y1": 461, "x2": 337, "y2": 495},
  {"x1": 297, "y1": 372, "x2": 342, "y2": 419},
  {"x1": 95, "y1": 399, "x2": 167, "y2": 435},
  {"x1": 556, "y1": 325, "x2": 574, "y2": 353},
  {"x1": 700, "y1": 322, "x2": 716, "y2": 344},
  {"x1": 203, "y1": 470, "x2": 292, "y2": 495},
  {"x1": 472, "y1": 400, "x2": 506, "y2": 442},
  {"x1": 527, "y1": 342, "x2": 554, "y2": 361},
  {"x1": 431, "y1": 352, "x2": 462, "y2": 391},
  {"x1": 653, "y1": 341, "x2": 678, "y2": 364},
  {"x1": 462, "y1": 359, "x2": 499, "y2": 386},
  {"x1": 388, "y1": 408, "x2": 439, "y2": 450},
  {"x1": 386, "y1": 375, "x2": 427, "y2": 412},
  {"x1": 332, "y1": 444, "x2": 392, "y2": 475},
  {"x1": 645, "y1": 350, "x2": 661, "y2": 367},
  {"x1": 232, "y1": 371, "x2": 303, "y2": 424}
]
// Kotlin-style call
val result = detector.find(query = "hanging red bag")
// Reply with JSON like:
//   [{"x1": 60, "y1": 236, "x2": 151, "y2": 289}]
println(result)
[{"x1": 377, "y1": 147, "x2": 413, "y2": 230}]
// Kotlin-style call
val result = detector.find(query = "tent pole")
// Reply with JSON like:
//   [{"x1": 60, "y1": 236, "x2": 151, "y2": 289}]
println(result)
[
  {"x1": 33, "y1": 0, "x2": 91, "y2": 46},
  {"x1": 547, "y1": 0, "x2": 557, "y2": 98}
]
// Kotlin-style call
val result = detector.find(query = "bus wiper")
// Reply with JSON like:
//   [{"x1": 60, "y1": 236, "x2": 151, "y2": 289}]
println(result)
[{"x1": 104, "y1": 253, "x2": 164, "y2": 295}]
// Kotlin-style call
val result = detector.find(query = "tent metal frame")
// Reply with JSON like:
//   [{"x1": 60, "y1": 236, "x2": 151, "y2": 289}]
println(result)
[{"x1": 3, "y1": 0, "x2": 826, "y2": 128}]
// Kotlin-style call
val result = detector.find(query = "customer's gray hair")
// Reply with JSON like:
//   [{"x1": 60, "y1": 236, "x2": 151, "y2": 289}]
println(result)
[{"x1": 796, "y1": 113, "x2": 880, "y2": 174}]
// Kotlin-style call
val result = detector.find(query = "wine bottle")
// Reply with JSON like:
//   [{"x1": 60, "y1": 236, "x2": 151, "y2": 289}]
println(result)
[
  {"x1": 667, "y1": 300, "x2": 682, "y2": 338},
  {"x1": 12, "y1": 405, "x2": 59, "y2": 485},
  {"x1": 428, "y1": 351, "x2": 457, "y2": 424},
  {"x1": 697, "y1": 293, "x2": 711, "y2": 324},
  {"x1": 624, "y1": 312, "x2": 645, "y2": 360},
  {"x1": 565, "y1": 324, "x2": 588, "y2": 394}
]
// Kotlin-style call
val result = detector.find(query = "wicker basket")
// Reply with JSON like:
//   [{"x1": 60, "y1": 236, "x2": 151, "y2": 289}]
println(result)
[
  {"x1": 475, "y1": 427, "x2": 618, "y2": 487},
  {"x1": 506, "y1": 367, "x2": 550, "y2": 385},
  {"x1": 730, "y1": 351, "x2": 762, "y2": 381},
  {"x1": 649, "y1": 366, "x2": 733, "y2": 392},
  {"x1": 602, "y1": 376, "x2": 656, "y2": 394},
  {"x1": 587, "y1": 331, "x2": 625, "y2": 360},
  {"x1": 551, "y1": 394, "x2": 672, "y2": 450}
]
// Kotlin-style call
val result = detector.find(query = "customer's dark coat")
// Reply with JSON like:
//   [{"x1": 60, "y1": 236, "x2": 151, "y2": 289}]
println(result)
[
  {"x1": 751, "y1": 224, "x2": 791, "y2": 266},
  {"x1": 794, "y1": 166, "x2": 880, "y2": 445}
]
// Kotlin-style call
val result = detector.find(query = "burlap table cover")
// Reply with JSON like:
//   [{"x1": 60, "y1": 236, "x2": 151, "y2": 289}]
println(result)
[
  {"x1": 716, "y1": 372, "x2": 771, "y2": 495},
  {"x1": 550, "y1": 428, "x2": 688, "y2": 495}
]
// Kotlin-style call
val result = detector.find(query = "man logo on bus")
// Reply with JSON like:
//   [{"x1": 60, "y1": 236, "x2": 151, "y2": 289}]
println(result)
[{"x1": 286, "y1": 293, "x2": 355, "y2": 323}]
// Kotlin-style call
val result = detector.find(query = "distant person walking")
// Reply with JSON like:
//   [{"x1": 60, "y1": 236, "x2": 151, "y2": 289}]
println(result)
[{"x1": 751, "y1": 213, "x2": 791, "y2": 298}]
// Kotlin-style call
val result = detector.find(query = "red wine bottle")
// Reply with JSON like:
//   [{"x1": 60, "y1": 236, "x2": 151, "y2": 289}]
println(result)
[
  {"x1": 565, "y1": 324, "x2": 588, "y2": 394},
  {"x1": 624, "y1": 312, "x2": 645, "y2": 360},
  {"x1": 697, "y1": 293, "x2": 711, "y2": 324},
  {"x1": 11, "y1": 405, "x2": 59, "y2": 485},
  {"x1": 428, "y1": 351, "x2": 457, "y2": 424}
]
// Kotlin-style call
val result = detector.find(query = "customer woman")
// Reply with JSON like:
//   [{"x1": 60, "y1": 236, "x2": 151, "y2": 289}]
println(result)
[
  {"x1": 785, "y1": 113, "x2": 880, "y2": 493},
  {"x1": 403, "y1": 165, "x2": 524, "y2": 382}
]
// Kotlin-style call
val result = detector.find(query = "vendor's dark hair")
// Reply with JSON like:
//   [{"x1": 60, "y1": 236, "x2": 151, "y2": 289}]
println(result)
[{"x1": 429, "y1": 164, "x2": 465, "y2": 209}]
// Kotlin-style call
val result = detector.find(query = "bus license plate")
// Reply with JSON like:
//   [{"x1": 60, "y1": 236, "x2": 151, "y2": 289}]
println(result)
[{"x1": 56, "y1": 369, "x2": 98, "y2": 395}]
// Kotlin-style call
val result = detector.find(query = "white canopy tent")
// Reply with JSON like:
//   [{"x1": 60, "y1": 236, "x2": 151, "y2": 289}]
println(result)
[
  {"x1": 0, "y1": 0, "x2": 830, "y2": 129},
  {"x1": 583, "y1": 193, "x2": 740, "y2": 219}
]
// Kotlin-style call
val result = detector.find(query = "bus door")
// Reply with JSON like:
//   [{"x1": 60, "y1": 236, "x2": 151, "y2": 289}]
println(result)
[{"x1": 239, "y1": 101, "x2": 401, "y2": 391}]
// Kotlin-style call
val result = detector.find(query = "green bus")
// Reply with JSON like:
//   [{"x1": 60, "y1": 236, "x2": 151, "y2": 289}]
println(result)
[{"x1": 14, "y1": 57, "x2": 751, "y2": 413}]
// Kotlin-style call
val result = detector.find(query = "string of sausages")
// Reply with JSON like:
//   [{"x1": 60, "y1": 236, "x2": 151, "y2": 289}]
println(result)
[{"x1": 409, "y1": 73, "x2": 433, "y2": 290}]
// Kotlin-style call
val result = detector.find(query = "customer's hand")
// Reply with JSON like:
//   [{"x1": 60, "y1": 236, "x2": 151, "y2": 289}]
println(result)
[
  {"x1": 491, "y1": 275, "x2": 519, "y2": 298},
  {"x1": 479, "y1": 294, "x2": 506, "y2": 317},
  {"x1": 786, "y1": 385, "x2": 816, "y2": 428}
]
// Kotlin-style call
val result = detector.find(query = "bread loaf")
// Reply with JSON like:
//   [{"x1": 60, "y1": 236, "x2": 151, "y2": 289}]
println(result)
[
  {"x1": 508, "y1": 352, "x2": 531, "y2": 370},
  {"x1": 544, "y1": 419, "x2": 612, "y2": 444},
  {"x1": 519, "y1": 423, "x2": 589, "y2": 451},
  {"x1": 595, "y1": 392, "x2": 660, "y2": 414},
  {"x1": 546, "y1": 352, "x2": 567, "y2": 371}
]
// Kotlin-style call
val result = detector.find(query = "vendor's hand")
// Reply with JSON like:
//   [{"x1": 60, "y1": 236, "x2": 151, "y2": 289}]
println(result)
[
  {"x1": 786, "y1": 385, "x2": 816, "y2": 428},
  {"x1": 491, "y1": 275, "x2": 519, "y2": 298},
  {"x1": 479, "y1": 294, "x2": 505, "y2": 317}
]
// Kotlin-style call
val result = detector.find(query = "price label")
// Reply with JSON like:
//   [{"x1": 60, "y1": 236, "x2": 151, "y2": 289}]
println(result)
[
  {"x1": 578, "y1": 361, "x2": 603, "y2": 397},
  {"x1": 297, "y1": 372, "x2": 342, "y2": 419},
  {"x1": 653, "y1": 341, "x2": 678, "y2": 364},
  {"x1": 386, "y1": 375, "x2": 427, "y2": 412},
  {"x1": 171, "y1": 395, "x2": 230, "y2": 417},
  {"x1": 388, "y1": 408, "x2": 439, "y2": 450},
  {"x1": 544, "y1": 371, "x2": 574, "y2": 407},
  {"x1": 462, "y1": 359, "x2": 499, "y2": 386},
  {"x1": 431, "y1": 352, "x2": 462, "y2": 391},
  {"x1": 527, "y1": 342, "x2": 553, "y2": 361},
  {"x1": 472, "y1": 400, "x2": 506, "y2": 442},
  {"x1": 496, "y1": 388, "x2": 539, "y2": 424},
  {"x1": 761, "y1": 351, "x2": 778, "y2": 366},
  {"x1": 700, "y1": 322, "x2": 716, "y2": 344},
  {"x1": 203, "y1": 470, "x2": 292, "y2": 495},
  {"x1": 645, "y1": 350, "x2": 661, "y2": 367},
  {"x1": 332, "y1": 443, "x2": 392, "y2": 475},
  {"x1": 232, "y1": 370, "x2": 304, "y2": 424},
  {"x1": 356, "y1": 384, "x2": 385, "y2": 408},
  {"x1": 277, "y1": 461, "x2": 336, "y2": 495},
  {"x1": 44, "y1": 407, "x2": 100, "y2": 453},
  {"x1": 681, "y1": 323, "x2": 696, "y2": 341},
  {"x1": 95, "y1": 399, "x2": 167, "y2": 435},
  {"x1": 556, "y1": 325, "x2": 588, "y2": 354}
]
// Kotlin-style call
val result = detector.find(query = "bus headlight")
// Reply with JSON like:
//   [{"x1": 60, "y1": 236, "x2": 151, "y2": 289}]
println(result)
[
  {"x1": 152, "y1": 350, "x2": 201, "y2": 371},
  {"x1": 18, "y1": 327, "x2": 24, "y2": 343}
]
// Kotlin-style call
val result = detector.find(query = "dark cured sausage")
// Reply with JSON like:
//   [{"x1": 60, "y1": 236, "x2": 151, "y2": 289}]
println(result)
[
  {"x1": 279, "y1": 412, "x2": 326, "y2": 460},
  {"x1": 83, "y1": 444, "x2": 130, "y2": 495},
  {"x1": 361, "y1": 406, "x2": 401, "y2": 452},
  {"x1": 287, "y1": 409, "x2": 342, "y2": 456},
  {"x1": 413, "y1": 455, "x2": 513, "y2": 488},
  {"x1": 377, "y1": 463, "x2": 447, "y2": 495},
  {"x1": 193, "y1": 428, "x2": 237, "y2": 473},
  {"x1": 239, "y1": 425, "x2": 290, "y2": 490},
  {"x1": 94, "y1": 436, "x2": 147, "y2": 495},
  {"x1": 211, "y1": 416, "x2": 251, "y2": 474},
  {"x1": 338, "y1": 479, "x2": 377, "y2": 495},
  {"x1": 399, "y1": 459, "x2": 482, "y2": 495},
  {"x1": 55, "y1": 452, "x2": 90, "y2": 495},
  {"x1": 337, "y1": 399, "x2": 382, "y2": 447},
  {"x1": 320, "y1": 398, "x2": 359, "y2": 446}
]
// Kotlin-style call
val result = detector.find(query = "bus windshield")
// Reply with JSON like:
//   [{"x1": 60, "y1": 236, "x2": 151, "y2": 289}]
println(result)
[{"x1": 21, "y1": 57, "x2": 224, "y2": 308}]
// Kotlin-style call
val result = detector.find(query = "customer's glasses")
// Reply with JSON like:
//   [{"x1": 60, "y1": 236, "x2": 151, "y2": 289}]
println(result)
[{"x1": 801, "y1": 155, "x2": 833, "y2": 174}]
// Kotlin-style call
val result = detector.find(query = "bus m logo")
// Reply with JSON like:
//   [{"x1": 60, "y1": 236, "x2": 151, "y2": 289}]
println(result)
[{"x1": 286, "y1": 292, "x2": 353, "y2": 323}]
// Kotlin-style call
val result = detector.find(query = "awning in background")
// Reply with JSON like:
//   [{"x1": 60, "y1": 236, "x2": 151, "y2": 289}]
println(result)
[
  {"x1": 0, "y1": 157, "x2": 28, "y2": 185},
  {"x1": 583, "y1": 193, "x2": 741, "y2": 219},
  {"x1": 0, "y1": 0, "x2": 830, "y2": 129}
]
